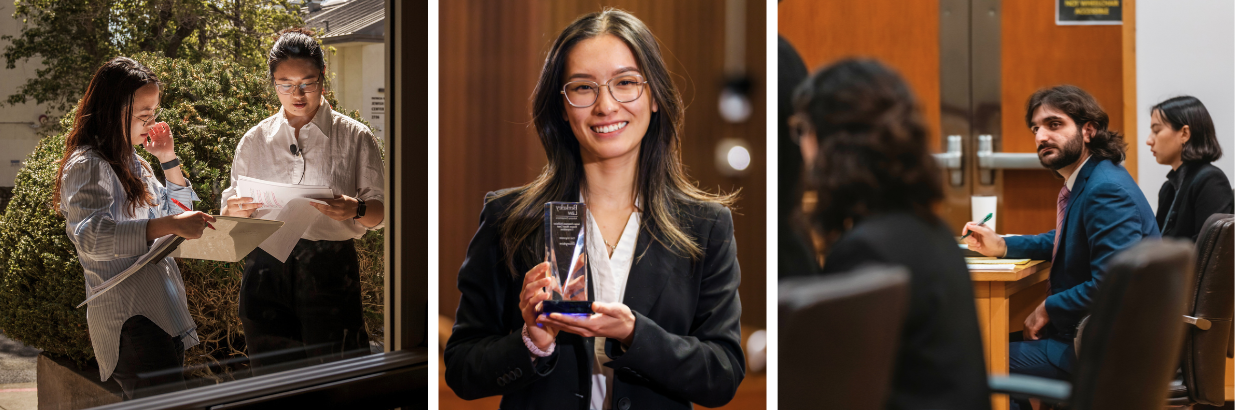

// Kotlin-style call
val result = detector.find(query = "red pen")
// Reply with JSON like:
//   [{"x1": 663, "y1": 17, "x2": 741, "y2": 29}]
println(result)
[{"x1": 170, "y1": 198, "x2": 215, "y2": 230}]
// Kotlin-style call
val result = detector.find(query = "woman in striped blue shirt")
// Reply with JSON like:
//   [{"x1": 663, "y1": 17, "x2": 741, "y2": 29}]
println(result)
[{"x1": 53, "y1": 57, "x2": 215, "y2": 400}]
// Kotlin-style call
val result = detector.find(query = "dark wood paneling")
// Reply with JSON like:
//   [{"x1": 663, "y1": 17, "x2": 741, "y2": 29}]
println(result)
[
  {"x1": 1002, "y1": 170, "x2": 1064, "y2": 235},
  {"x1": 439, "y1": 0, "x2": 767, "y2": 328},
  {"x1": 999, "y1": 0, "x2": 1126, "y2": 235},
  {"x1": 778, "y1": 0, "x2": 942, "y2": 149},
  {"x1": 440, "y1": 0, "x2": 550, "y2": 323}
]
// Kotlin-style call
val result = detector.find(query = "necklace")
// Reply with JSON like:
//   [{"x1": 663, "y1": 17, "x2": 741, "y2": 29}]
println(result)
[{"x1": 603, "y1": 237, "x2": 617, "y2": 254}]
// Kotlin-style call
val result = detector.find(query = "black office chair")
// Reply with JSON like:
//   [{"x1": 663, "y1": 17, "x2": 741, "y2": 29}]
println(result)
[
  {"x1": 779, "y1": 265, "x2": 910, "y2": 409},
  {"x1": 1168, "y1": 213, "x2": 1234, "y2": 407},
  {"x1": 989, "y1": 240, "x2": 1195, "y2": 410}
]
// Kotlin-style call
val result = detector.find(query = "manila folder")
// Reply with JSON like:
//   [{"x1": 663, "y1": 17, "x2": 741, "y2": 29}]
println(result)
[{"x1": 170, "y1": 216, "x2": 285, "y2": 262}]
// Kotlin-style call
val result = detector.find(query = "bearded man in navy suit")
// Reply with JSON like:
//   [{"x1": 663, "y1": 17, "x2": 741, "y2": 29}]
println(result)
[{"x1": 963, "y1": 85, "x2": 1159, "y2": 405}]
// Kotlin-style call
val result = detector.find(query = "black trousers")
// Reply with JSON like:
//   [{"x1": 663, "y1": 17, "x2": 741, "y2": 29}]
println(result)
[
  {"x1": 111, "y1": 315, "x2": 187, "y2": 400},
  {"x1": 240, "y1": 239, "x2": 370, "y2": 375}
]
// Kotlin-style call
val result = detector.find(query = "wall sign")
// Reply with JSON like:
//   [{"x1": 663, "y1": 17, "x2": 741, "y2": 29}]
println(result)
[
  {"x1": 1057, "y1": 0, "x2": 1122, "y2": 26},
  {"x1": 368, "y1": 92, "x2": 385, "y2": 142}
]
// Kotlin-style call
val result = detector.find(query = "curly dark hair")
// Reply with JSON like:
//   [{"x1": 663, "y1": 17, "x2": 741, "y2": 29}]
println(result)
[
  {"x1": 792, "y1": 59, "x2": 944, "y2": 238},
  {"x1": 1025, "y1": 85, "x2": 1127, "y2": 163}
]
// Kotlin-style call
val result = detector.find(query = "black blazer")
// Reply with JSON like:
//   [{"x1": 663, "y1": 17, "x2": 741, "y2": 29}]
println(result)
[
  {"x1": 1156, "y1": 161, "x2": 1234, "y2": 241},
  {"x1": 821, "y1": 212, "x2": 991, "y2": 410},
  {"x1": 445, "y1": 189, "x2": 745, "y2": 410}
]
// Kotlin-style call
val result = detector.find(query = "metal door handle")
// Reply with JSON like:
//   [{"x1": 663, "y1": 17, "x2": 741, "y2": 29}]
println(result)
[
  {"x1": 977, "y1": 134, "x2": 1043, "y2": 170},
  {"x1": 932, "y1": 135, "x2": 963, "y2": 187}
]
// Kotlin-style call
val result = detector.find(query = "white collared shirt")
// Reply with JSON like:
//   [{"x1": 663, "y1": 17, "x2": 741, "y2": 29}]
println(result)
[
  {"x1": 1008, "y1": 155, "x2": 1092, "y2": 258},
  {"x1": 221, "y1": 97, "x2": 385, "y2": 240},
  {"x1": 582, "y1": 196, "x2": 641, "y2": 410},
  {"x1": 1064, "y1": 155, "x2": 1090, "y2": 191},
  {"x1": 60, "y1": 148, "x2": 200, "y2": 381}
]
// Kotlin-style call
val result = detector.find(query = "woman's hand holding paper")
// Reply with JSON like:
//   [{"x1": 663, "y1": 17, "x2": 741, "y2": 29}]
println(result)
[
  {"x1": 223, "y1": 196, "x2": 263, "y2": 217},
  {"x1": 310, "y1": 195, "x2": 360, "y2": 221}
]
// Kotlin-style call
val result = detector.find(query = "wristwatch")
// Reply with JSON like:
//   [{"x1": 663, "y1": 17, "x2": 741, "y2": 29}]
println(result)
[
  {"x1": 160, "y1": 157, "x2": 180, "y2": 171},
  {"x1": 354, "y1": 198, "x2": 366, "y2": 219}
]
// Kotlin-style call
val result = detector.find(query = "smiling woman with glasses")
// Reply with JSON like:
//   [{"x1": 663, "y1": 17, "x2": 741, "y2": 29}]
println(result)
[
  {"x1": 217, "y1": 27, "x2": 386, "y2": 374},
  {"x1": 445, "y1": 9, "x2": 745, "y2": 409}
]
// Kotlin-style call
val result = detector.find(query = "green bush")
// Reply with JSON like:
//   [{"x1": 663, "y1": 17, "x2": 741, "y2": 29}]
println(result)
[{"x1": 0, "y1": 53, "x2": 384, "y2": 381}]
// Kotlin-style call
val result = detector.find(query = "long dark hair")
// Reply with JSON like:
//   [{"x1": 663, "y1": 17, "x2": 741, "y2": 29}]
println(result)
[
  {"x1": 793, "y1": 59, "x2": 944, "y2": 240},
  {"x1": 498, "y1": 9, "x2": 736, "y2": 276},
  {"x1": 53, "y1": 57, "x2": 160, "y2": 216},
  {"x1": 1025, "y1": 85, "x2": 1128, "y2": 163},
  {"x1": 1152, "y1": 96, "x2": 1223, "y2": 163}
]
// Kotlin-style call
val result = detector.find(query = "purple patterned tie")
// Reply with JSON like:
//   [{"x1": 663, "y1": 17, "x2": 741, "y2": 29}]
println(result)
[{"x1": 1053, "y1": 186, "x2": 1071, "y2": 261}]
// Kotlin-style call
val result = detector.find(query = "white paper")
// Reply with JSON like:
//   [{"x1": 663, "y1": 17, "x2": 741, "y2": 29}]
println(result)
[
  {"x1": 236, "y1": 175, "x2": 332, "y2": 212},
  {"x1": 968, "y1": 264, "x2": 1017, "y2": 271},
  {"x1": 971, "y1": 195, "x2": 998, "y2": 232},
  {"x1": 170, "y1": 216, "x2": 285, "y2": 262},
  {"x1": 78, "y1": 234, "x2": 184, "y2": 308},
  {"x1": 256, "y1": 197, "x2": 322, "y2": 262}
]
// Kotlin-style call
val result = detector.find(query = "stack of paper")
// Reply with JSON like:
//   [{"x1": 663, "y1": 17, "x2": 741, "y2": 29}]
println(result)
[
  {"x1": 236, "y1": 176, "x2": 331, "y2": 220},
  {"x1": 235, "y1": 176, "x2": 334, "y2": 262},
  {"x1": 255, "y1": 197, "x2": 322, "y2": 262},
  {"x1": 968, "y1": 264, "x2": 1018, "y2": 271},
  {"x1": 965, "y1": 257, "x2": 1031, "y2": 265}
]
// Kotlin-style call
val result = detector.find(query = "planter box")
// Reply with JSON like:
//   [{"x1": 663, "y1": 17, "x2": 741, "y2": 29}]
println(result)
[{"x1": 36, "y1": 353, "x2": 121, "y2": 410}]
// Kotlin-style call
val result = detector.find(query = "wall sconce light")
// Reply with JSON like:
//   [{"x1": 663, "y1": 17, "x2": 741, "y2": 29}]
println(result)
[{"x1": 715, "y1": 138, "x2": 752, "y2": 177}]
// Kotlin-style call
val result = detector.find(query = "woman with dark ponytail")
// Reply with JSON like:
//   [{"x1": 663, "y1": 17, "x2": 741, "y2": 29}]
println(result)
[
  {"x1": 219, "y1": 28, "x2": 385, "y2": 372},
  {"x1": 55, "y1": 56, "x2": 215, "y2": 399}
]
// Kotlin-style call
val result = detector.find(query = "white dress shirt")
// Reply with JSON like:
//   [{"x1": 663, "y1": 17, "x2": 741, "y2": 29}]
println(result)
[
  {"x1": 60, "y1": 148, "x2": 200, "y2": 381},
  {"x1": 999, "y1": 155, "x2": 1091, "y2": 257},
  {"x1": 221, "y1": 98, "x2": 385, "y2": 240},
  {"x1": 1065, "y1": 155, "x2": 1091, "y2": 191},
  {"x1": 583, "y1": 198, "x2": 640, "y2": 410}
]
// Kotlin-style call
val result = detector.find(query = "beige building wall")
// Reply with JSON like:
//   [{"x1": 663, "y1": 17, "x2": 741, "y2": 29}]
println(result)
[
  {"x1": 326, "y1": 42, "x2": 385, "y2": 142},
  {"x1": 0, "y1": 2, "x2": 51, "y2": 186}
]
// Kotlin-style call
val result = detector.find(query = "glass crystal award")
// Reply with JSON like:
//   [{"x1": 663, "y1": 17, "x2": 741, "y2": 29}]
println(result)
[{"x1": 541, "y1": 202, "x2": 591, "y2": 315}]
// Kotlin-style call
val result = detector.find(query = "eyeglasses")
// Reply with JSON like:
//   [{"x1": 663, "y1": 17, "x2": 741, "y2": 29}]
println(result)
[
  {"x1": 135, "y1": 108, "x2": 162, "y2": 127},
  {"x1": 560, "y1": 74, "x2": 648, "y2": 108},
  {"x1": 274, "y1": 81, "x2": 322, "y2": 95}
]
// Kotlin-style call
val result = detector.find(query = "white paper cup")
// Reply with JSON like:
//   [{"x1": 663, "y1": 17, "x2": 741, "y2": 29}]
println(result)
[{"x1": 971, "y1": 195, "x2": 998, "y2": 232}]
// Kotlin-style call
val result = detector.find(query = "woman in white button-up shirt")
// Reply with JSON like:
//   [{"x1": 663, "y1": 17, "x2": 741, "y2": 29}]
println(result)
[
  {"x1": 446, "y1": 10, "x2": 745, "y2": 410},
  {"x1": 218, "y1": 28, "x2": 385, "y2": 373},
  {"x1": 54, "y1": 57, "x2": 215, "y2": 400}
]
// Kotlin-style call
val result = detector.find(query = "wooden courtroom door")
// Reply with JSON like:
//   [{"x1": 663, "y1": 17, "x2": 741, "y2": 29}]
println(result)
[{"x1": 779, "y1": 0, "x2": 1129, "y2": 236}]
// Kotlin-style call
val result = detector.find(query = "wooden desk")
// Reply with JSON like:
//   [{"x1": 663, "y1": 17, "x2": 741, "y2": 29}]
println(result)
[{"x1": 971, "y1": 260, "x2": 1052, "y2": 410}]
